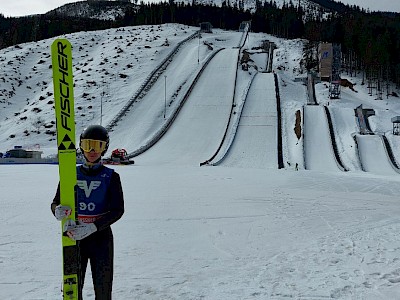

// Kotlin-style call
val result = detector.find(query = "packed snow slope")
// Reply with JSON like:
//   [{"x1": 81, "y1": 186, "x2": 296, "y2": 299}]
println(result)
[
  {"x1": 326, "y1": 106, "x2": 362, "y2": 171},
  {"x1": 129, "y1": 47, "x2": 238, "y2": 166},
  {"x1": 304, "y1": 105, "x2": 341, "y2": 172},
  {"x1": 2, "y1": 24, "x2": 400, "y2": 300},
  {"x1": 220, "y1": 72, "x2": 278, "y2": 169},
  {"x1": 108, "y1": 30, "x2": 243, "y2": 156},
  {"x1": 356, "y1": 134, "x2": 400, "y2": 175}
]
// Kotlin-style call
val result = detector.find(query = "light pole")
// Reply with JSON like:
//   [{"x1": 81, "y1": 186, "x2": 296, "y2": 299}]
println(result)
[
  {"x1": 100, "y1": 81, "x2": 107, "y2": 125},
  {"x1": 100, "y1": 89, "x2": 104, "y2": 126},
  {"x1": 164, "y1": 75, "x2": 167, "y2": 119},
  {"x1": 198, "y1": 32, "x2": 200, "y2": 64}
]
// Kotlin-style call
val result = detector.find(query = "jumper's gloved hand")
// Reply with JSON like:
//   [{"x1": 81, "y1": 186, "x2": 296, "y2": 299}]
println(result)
[
  {"x1": 65, "y1": 221, "x2": 97, "y2": 241},
  {"x1": 54, "y1": 205, "x2": 72, "y2": 221}
]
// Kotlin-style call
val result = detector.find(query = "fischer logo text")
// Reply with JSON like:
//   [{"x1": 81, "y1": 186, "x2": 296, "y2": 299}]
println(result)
[{"x1": 56, "y1": 41, "x2": 72, "y2": 131}]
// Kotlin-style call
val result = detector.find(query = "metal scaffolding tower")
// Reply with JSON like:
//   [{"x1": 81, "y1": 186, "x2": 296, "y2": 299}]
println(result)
[{"x1": 329, "y1": 43, "x2": 341, "y2": 99}]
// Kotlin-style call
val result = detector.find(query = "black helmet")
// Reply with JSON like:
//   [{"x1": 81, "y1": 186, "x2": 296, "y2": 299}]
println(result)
[{"x1": 80, "y1": 125, "x2": 109, "y2": 155}]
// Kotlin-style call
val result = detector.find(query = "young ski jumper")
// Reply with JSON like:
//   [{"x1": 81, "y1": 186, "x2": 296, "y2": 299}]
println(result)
[{"x1": 51, "y1": 125, "x2": 124, "y2": 300}]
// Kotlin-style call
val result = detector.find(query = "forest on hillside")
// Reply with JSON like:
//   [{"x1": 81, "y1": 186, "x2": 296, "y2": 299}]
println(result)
[{"x1": 1, "y1": 1, "x2": 400, "y2": 89}]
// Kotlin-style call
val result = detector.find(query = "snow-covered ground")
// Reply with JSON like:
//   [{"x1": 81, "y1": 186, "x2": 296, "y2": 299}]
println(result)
[
  {"x1": 2, "y1": 24, "x2": 400, "y2": 299},
  {"x1": 3, "y1": 164, "x2": 400, "y2": 299}
]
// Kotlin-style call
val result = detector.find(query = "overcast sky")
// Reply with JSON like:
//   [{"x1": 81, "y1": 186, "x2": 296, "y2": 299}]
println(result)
[{"x1": 1, "y1": 0, "x2": 399, "y2": 17}]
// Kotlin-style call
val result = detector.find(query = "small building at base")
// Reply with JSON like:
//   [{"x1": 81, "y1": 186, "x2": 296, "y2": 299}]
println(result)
[{"x1": 6, "y1": 146, "x2": 43, "y2": 159}]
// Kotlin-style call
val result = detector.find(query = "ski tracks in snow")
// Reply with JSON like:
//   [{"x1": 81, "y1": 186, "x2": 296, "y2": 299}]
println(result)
[
  {"x1": 192, "y1": 181, "x2": 400, "y2": 299},
  {"x1": 266, "y1": 222, "x2": 400, "y2": 299},
  {"x1": 109, "y1": 168, "x2": 400, "y2": 299}
]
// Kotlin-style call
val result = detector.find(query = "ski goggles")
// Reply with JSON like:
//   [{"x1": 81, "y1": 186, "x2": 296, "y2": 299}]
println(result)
[{"x1": 80, "y1": 139, "x2": 107, "y2": 153}]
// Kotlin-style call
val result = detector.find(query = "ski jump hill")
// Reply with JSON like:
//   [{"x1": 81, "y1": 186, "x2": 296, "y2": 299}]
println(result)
[
  {"x1": 304, "y1": 82, "x2": 400, "y2": 175},
  {"x1": 105, "y1": 28, "x2": 400, "y2": 176},
  {"x1": 304, "y1": 104, "x2": 400, "y2": 175},
  {"x1": 135, "y1": 48, "x2": 238, "y2": 166},
  {"x1": 303, "y1": 74, "x2": 348, "y2": 172},
  {"x1": 216, "y1": 72, "x2": 279, "y2": 169},
  {"x1": 304, "y1": 105, "x2": 347, "y2": 172},
  {"x1": 355, "y1": 134, "x2": 400, "y2": 175},
  {"x1": 303, "y1": 75, "x2": 399, "y2": 175},
  {"x1": 125, "y1": 29, "x2": 283, "y2": 168}
]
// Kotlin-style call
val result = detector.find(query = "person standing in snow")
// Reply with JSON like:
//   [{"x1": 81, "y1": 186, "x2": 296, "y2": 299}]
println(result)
[{"x1": 51, "y1": 124, "x2": 124, "y2": 299}]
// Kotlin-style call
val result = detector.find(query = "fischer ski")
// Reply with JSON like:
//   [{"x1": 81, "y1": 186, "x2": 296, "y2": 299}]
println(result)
[{"x1": 51, "y1": 38, "x2": 80, "y2": 300}]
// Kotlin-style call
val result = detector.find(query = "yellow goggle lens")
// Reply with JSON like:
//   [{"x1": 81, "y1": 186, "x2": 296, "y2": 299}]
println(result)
[{"x1": 80, "y1": 139, "x2": 106, "y2": 153}]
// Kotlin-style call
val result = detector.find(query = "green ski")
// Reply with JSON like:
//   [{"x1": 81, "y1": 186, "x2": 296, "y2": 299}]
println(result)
[{"x1": 51, "y1": 38, "x2": 80, "y2": 300}]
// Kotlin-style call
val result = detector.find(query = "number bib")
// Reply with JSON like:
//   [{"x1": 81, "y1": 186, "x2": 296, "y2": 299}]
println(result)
[{"x1": 76, "y1": 166, "x2": 114, "y2": 223}]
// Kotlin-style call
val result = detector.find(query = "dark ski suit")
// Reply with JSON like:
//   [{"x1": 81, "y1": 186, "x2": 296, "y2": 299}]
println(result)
[{"x1": 51, "y1": 164, "x2": 124, "y2": 300}]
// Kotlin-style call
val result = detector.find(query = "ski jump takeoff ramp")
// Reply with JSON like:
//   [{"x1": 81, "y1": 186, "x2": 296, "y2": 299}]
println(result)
[
  {"x1": 304, "y1": 105, "x2": 342, "y2": 172},
  {"x1": 220, "y1": 73, "x2": 278, "y2": 169},
  {"x1": 356, "y1": 134, "x2": 400, "y2": 176},
  {"x1": 135, "y1": 48, "x2": 238, "y2": 166}
]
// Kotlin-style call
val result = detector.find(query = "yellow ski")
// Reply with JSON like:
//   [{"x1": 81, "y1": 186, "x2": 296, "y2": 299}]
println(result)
[{"x1": 51, "y1": 38, "x2": 79, "y2": 300}]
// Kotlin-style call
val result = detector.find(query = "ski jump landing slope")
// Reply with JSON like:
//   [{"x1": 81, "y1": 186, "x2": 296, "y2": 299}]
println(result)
[
  {"x1": 109, "y1": 36, "x2": 211, "y2": 150},
  {"x1": 220, "y1": 73, "x2": 278, "y2": 168},
  {"x1": 304, "y1": 105, "x2": 341, "y2": 172},
  {"x1": 135, "y1": 48, "x2": 238, "y2": 166},
  {"x1": 356, "y1": 134, "x2": 400, "y2": 175}
]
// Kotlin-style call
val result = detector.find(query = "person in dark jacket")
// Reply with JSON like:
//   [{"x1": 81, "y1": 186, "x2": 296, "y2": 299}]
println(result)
[{"x1": 51, "y1": 125, "x2": 124, "y2": 300}]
